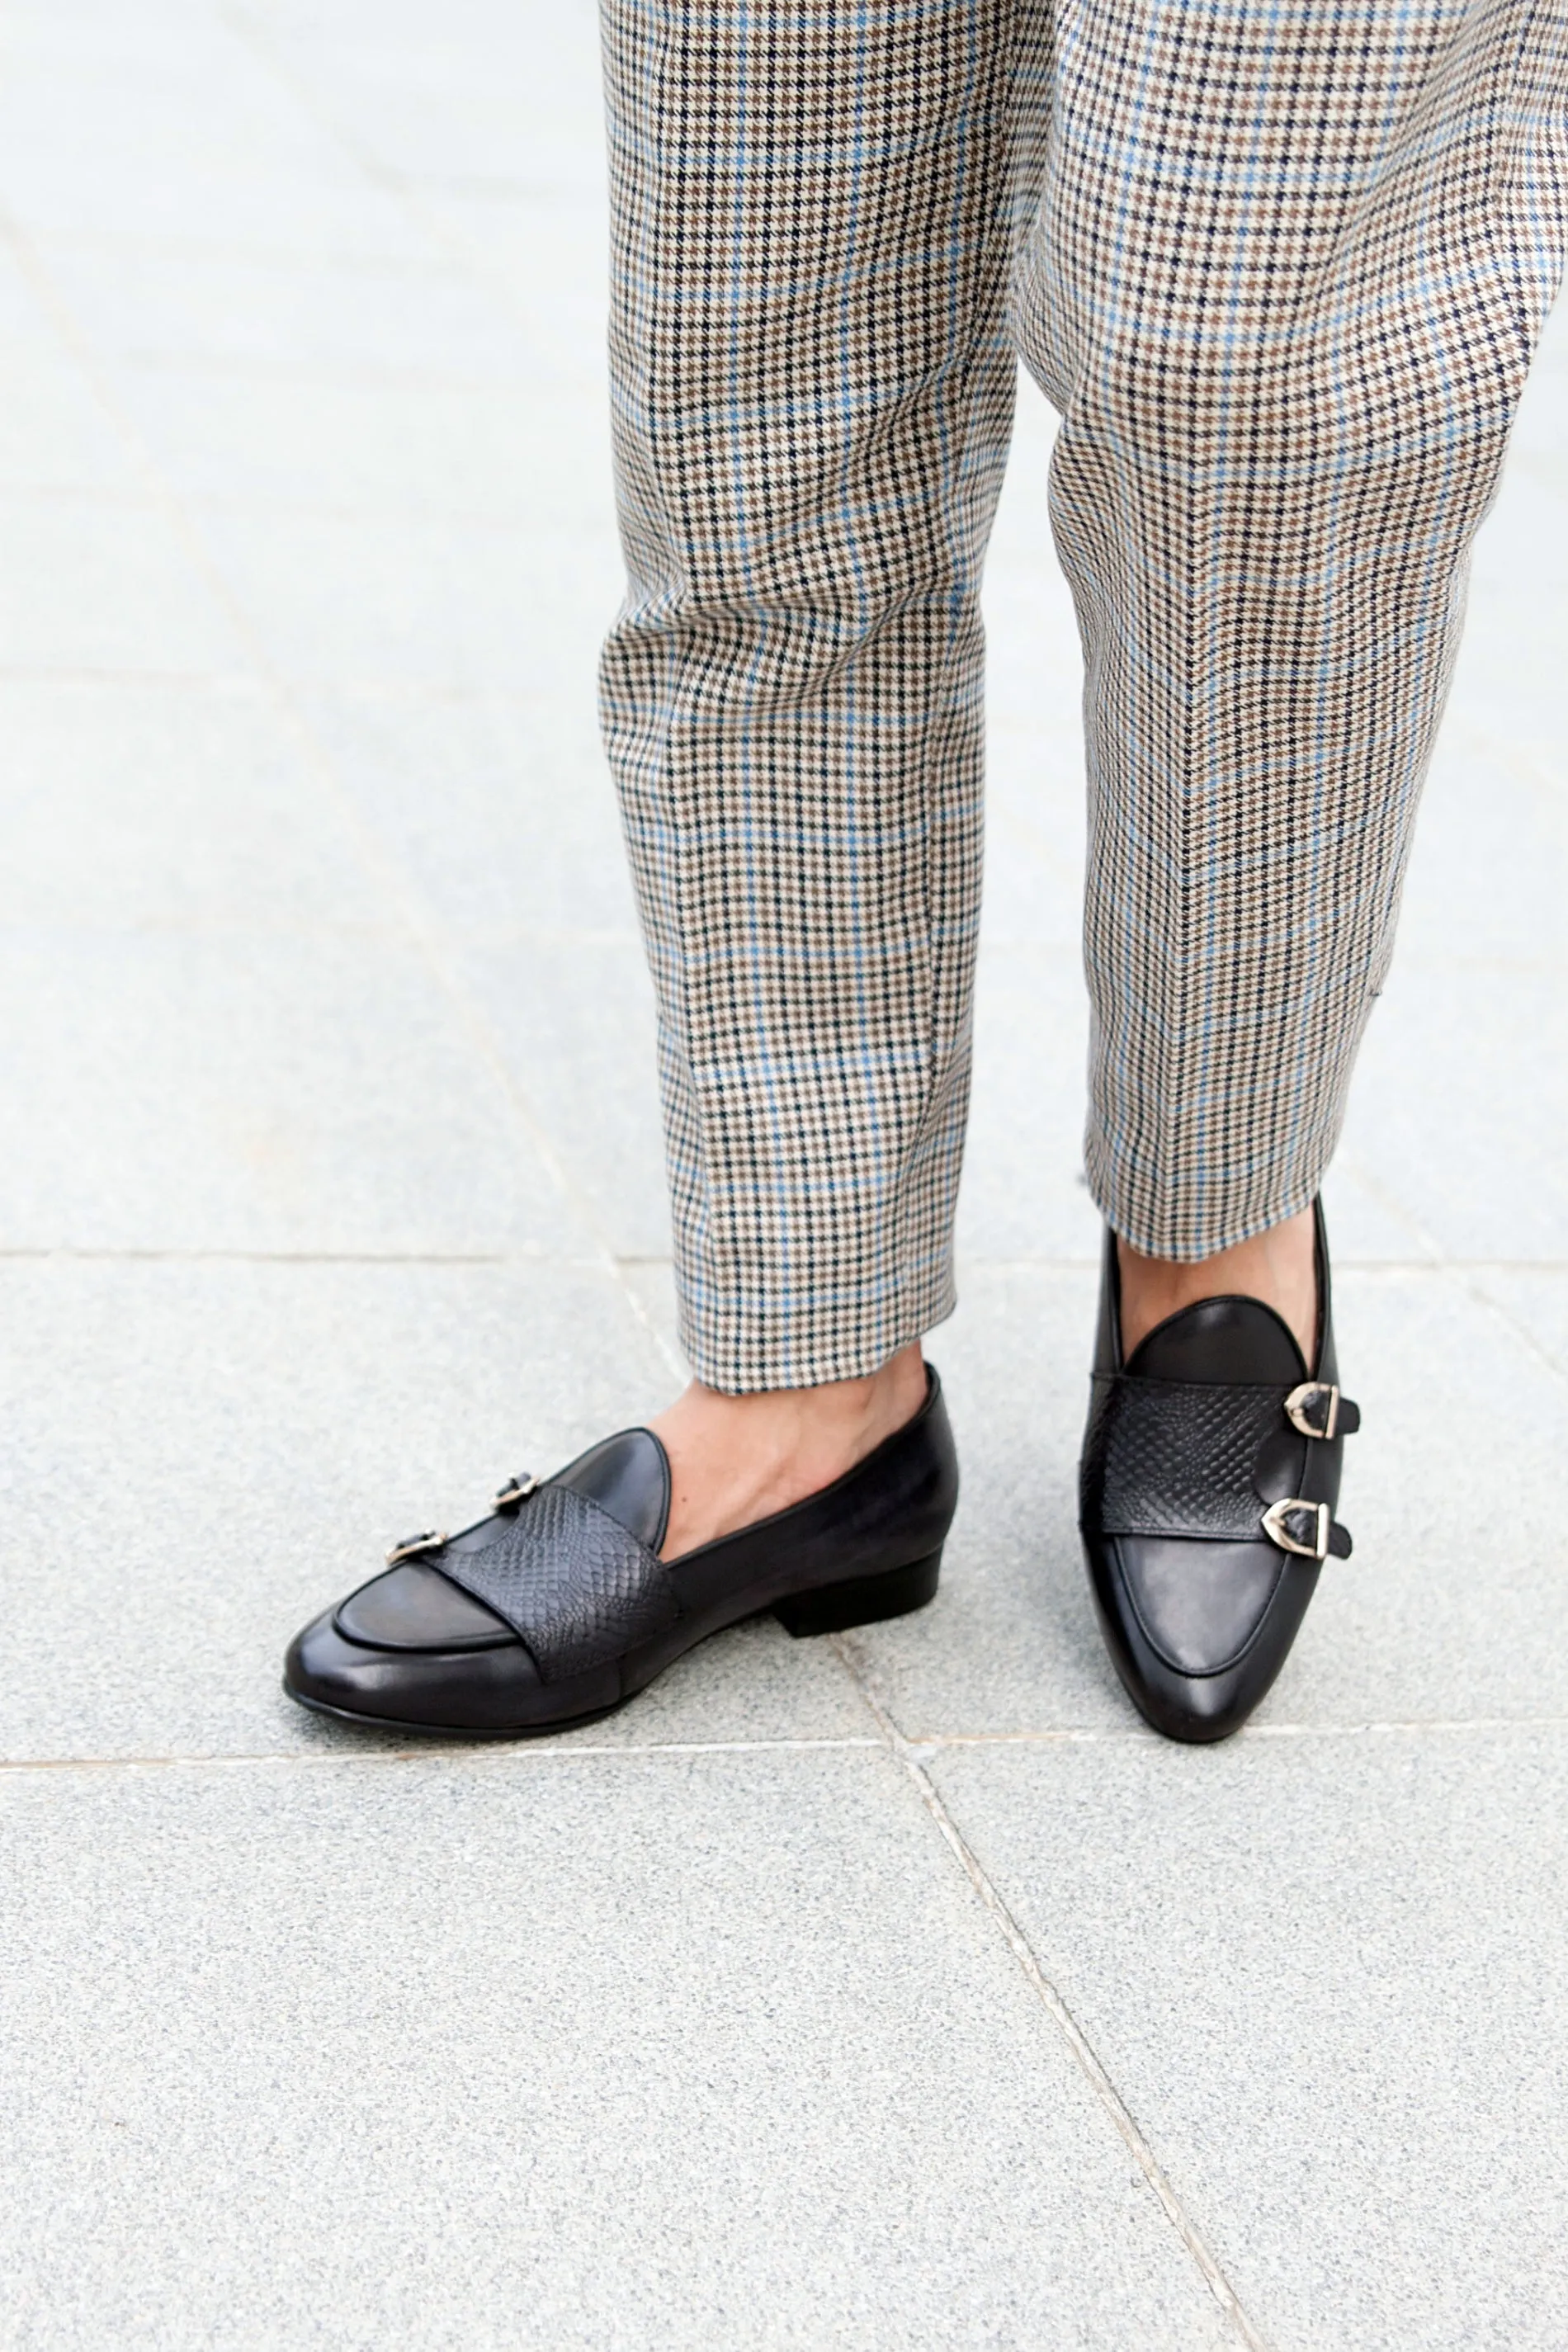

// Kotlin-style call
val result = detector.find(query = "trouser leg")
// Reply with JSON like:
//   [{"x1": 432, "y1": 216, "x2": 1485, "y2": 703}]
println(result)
[
  {"x1": 1017, "y1": 0, "x2": 1568, "y2": 1259},
  {"x1": 600, "y1": 0, "x2": 1040, "y2": 1391}
]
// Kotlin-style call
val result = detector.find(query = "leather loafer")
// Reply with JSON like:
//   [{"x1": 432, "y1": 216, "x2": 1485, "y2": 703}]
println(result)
[
  {"x1": 285, "y1": 1367, "x2": 957, "y2": 1736},
  {"x1": 1079, "y1": 1202, "x2": 1359, "y2": 1743}
]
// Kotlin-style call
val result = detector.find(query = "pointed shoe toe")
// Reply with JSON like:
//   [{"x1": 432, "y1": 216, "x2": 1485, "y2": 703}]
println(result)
[
  {"x1": 284, "y1": 1368, "x2": 958, "y2": 1738},
  {"x1": 1079, "y1": 1203, "x2": 1360, "y2": 1744}
]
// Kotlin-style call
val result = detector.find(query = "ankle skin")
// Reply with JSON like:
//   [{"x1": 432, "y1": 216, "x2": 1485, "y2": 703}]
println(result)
[
  {"x1": 651, "y1": 1342, "x2": 928, "y2": 1559},
  {"x1": 1117, "y1": 1207, "x2": 1318, "y2": 1362}
]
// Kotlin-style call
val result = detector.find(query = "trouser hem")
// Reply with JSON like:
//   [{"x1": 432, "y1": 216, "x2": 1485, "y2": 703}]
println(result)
[
  {"x1": 674, "y1": 1274, "x2": 958, "y2": 1395},
  {"x1": 1084, "y1": 1132, "x2": 1334, "y2": 1264}
]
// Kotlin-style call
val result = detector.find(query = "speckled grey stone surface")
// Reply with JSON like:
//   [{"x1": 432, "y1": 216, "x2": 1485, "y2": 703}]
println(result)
[
  {"x1": 2, "y1": 0, "x2": 1566, "y2": 2341},
  {"x1": 0, "y1": 1750, "x2": 1235, "y2": 2352},
  {"x1": 924, "y1": 1729, "x2": 1568, "y2": 2352}
]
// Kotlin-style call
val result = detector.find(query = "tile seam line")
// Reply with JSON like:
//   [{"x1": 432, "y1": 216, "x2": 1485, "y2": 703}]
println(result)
[
  {"x1": 0, "y1": 1248, "x2": 560, "y2": 1266},
  {"x1": 911, "y1": 1715, "x2": 1568, "y2": 1745},
  {"x1": 0, "y1": 210, "x2": 685, "y2": 1395},
  {"x1": 2, "y1": 1719, "x2": 1559, "y2": 1775},
  {"x1": 834, "y1": 1641, "x2": 1272, "y2": 2352},
  {"x1": 1449, "y1": 1265, "x2": 1568, "y2": 1382},
  {"x1": 0, "y1": 1737, "x2": 886, "y2": 1774},
  {"x1": 2, "y1": 1246, "x2": 1566, "y2": 1273},
  {"x1": 213, "y1": 2, "x2": 606, "y2": 320}
]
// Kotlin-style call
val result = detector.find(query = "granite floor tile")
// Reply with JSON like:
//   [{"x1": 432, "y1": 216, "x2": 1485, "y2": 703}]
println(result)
[
  {"x1": 955, "y1": 942, "x2": 1103, "y2": 1263},
  {"x1": 0, "y1": 493, "x2": 247, "y2": 675},
  {"x1": 0, "y1": 923, "x2": 576, "y2": 1255},
  {"x1": 109, "y1": 361, "x2": 609, "y2": 519},
  {"x1": 1338, "y1": 956, "x2": 1568, "y2": 1262},
  {"x1": 455, "y1": 931, "x2": 670, "y2": 1261},
  {"x1": 0, "y1": 317, "x2": 139, "y2": 495},
  {"x1": 191, "y1": 505, "x2": 616, "y2": 695},
  {"x1": 413, "y1": 191, "x2": 609, "y2": 366},
  {"x1": 300, "y1": 687, "x2": 639, "y2": 937},
  {"x1": 0, "y1": 54, "x2": 432, "y2": 262},
  {"x1": 251, "y1": 21, "x2": 607, "y2": 195},
  {"x1": 0, "y1": 675, "x2": 379, "y2": 928},
  {"x1": 1437, "y1": 299, "x2": 1568, "y2": 758},
  {"x1": 975, "y1": 785, "x2": 1085, "y2": 954},
  {"x1": 926, "y1": 1726, "x2": 1568, "y2": 2352},
  {"x1": 0, "y1": 1746, "x2": 1238, "y2": 2350},
  {"x1": 1466, "y1": 1264, "x2": 1568, "y2": 1381},
  {"x1": 37, "y1": 235, "x2": 544, "y2": 379},
  {"x1": 1387, "y1": 724, "x2": 1568, "y2": 968},
  {"x1": 0, "y1": 244, "x2": 60, "y2": 343}
]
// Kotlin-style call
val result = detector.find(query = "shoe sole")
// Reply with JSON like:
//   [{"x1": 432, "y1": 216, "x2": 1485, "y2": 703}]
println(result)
[{"x1": 283, "y1": 1546, "x2": 943, "y2": 1739}]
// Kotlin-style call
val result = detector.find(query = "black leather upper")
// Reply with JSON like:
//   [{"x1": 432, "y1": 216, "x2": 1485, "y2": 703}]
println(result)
[
  {"x1": 1079, "y1": 1203, "x2": 1358, "y2": 1743},
  {"x1": 286, "y1": 1367, "x2": 958, "y2": 1735},
  {"x1": 1083, "y1": 1373, "x2": 1315, "y2": 1543},
  {"x1": 432, "y1": 1483, "x2": 678, "y2": 1682}
]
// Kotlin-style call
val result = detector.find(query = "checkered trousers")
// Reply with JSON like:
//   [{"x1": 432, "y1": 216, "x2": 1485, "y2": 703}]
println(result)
[{"x1": 599, "y1": 0, "x2": 1568, "y2": 1391}]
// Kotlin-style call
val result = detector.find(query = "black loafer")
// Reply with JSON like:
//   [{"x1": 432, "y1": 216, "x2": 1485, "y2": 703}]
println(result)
[
  {"x1": 1079, "y1": 1202, "x2": 1359, "y2": 1743},
  {"x1": 285, "y1": 1367, "x2": 957, "y2": 1736}
]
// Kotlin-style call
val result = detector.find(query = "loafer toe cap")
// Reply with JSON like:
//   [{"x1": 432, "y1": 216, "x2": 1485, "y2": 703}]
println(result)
[
  {"x1": 1086, "y1": 1532, "x2": 1320, "y2": 1743},
  {"x1": 284, "y1": 1607, "x2": 562, "y2": 1734}
]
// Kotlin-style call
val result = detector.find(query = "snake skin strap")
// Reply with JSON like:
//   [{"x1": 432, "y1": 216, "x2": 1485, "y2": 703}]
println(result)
[
  {"x1": 1080, "y1": 1376, "x2": 1354, "y2": 1552},
  {"x1": 432, "y1": 1484, "x2": 679, "y2": 1683}
]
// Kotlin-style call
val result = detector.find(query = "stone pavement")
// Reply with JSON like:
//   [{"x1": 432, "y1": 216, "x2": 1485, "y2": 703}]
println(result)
[{"x1": 2, "y1": 3, "x2": 1566, "y2": 2346}]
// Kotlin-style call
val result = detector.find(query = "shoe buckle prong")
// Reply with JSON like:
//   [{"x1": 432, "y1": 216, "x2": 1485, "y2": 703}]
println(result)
[
  {"x1": 494, "y1": 1474, "x2": 539, "y2": 1512},
  {"x1": 1284, "y1": 1381, "x2": 1340, "y2": 1441},
  {"x1": 385, "y1": 1529, "x2": 448, "y2": 1566},
  {"x1": 1261, "y1": 1497, "x2": 1330, "y2": 1560}
]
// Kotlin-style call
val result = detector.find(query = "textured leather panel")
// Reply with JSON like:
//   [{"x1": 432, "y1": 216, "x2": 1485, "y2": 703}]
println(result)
[
  {"x1": 433, "y1": 1483, "x2": 678, "y2": 1684},
  {"x1": 1081, "y1": 1373, "x2": 1303, "y2": 1542}
]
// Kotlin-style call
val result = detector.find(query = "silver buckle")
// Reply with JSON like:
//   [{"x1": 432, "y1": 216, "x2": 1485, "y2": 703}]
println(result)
[
  {"x1": 494, "y1": 1474, "x2": 539, "y2": 1511},
  {"x1": 1284, "y1": 1381, "x2": 1340, "y2": 1441},
  {"x1": 1261, "y1": 1498, "x2": 1330, "y2": 1559},
  {"x1": 385, "y1": 1529, "x2": 448, "y2": 1566}
]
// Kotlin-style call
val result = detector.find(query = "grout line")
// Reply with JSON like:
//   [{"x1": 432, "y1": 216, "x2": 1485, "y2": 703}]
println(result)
[
  {"x1": 1448, "y1": 1267, "x2": 1568, "y2": 1384},
  {"x1": 0, "y1": 1737, "x2": 885, "y2": 1775},
  {"x1": 2, "y1": 1241, "x2": 1566, "y2": 1275},
  {"x1": 832, "y1": 1641, "x2": 1272, "y2": 2352},
  {"x1": 6, "y1": 1715, "x2": 1553, "y2": 1777},
  {"x1": 0, "y1": 1246, "x2": 515, "y2": 1266},
  {"x1": 913, "y1": 1715, "x2": 1568, "y2": 1746}
]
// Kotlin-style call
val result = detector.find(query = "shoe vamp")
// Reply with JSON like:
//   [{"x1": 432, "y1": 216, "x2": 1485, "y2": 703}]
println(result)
[
  {"x1": 336, "y1": 1560, "x2": 517, "y2": 1650},
  {"x1": 1118, "y1": 1535, "x2": 1286, "y2": 1675}
]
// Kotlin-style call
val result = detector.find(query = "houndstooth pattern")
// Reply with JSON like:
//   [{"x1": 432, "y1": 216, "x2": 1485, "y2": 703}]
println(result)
[{"x1": 600, "y1": 0, "x2": 1568, "y2": 1391}]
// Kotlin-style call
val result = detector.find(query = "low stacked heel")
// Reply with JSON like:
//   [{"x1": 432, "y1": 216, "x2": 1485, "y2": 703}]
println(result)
[{"x1": 773, "y1": 1548, "x2": 942, "y2": 1637}]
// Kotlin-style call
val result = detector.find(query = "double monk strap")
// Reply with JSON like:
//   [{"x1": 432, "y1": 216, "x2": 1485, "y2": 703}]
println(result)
[
  {"x1": 1077, "y1": 1201, "x2": 1363, "y2": 1743},
  {"x1": 1081, "y1": 1369, "x2": 1359, "y2": 1561}
]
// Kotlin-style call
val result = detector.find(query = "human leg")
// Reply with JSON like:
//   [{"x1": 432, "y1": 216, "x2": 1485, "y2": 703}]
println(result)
[
  {"x1": 1020, "y1": 0, "x2": 1568, "y2": 1267},
  {"x1": 1032, "y1": 0, "x2": 1567, "y2": 1733},
  {"x1": 281, "y1": 0, "x2": 1041, "y2": 1727},
  {"x1": 601, "y1": 0, "x2": 1032, "y2": 1401}
]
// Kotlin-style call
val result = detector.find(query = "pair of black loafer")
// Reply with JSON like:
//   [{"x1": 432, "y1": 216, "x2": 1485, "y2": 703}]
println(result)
[{"x1": 285, "y1": 1207, "x2": 1357, "y2": 1745}]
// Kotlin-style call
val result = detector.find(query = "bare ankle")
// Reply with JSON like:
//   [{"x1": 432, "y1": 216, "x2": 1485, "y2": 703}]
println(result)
[
  {"x1": 1117, "y1": 1207, "x2": 1317, "y2": 1363},
  {"x1": 650, "y1": 1342, "x2": 928, "y2": 1559}
]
